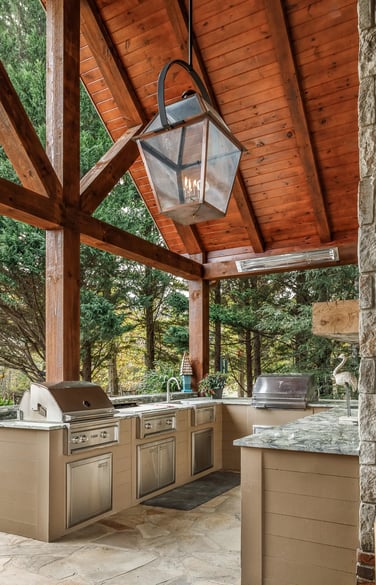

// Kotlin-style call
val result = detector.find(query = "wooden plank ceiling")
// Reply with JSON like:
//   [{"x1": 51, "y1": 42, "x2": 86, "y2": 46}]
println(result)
[
  {"x1": 78, "y1": 0, "x2": 359, "y2": 278},
  {"x1": 2, "y1": 0, "x2": 360, "y2": 280}
]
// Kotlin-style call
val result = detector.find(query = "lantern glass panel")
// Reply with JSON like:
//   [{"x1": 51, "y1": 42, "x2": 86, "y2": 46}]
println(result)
[
  {"x1": 138, "y1": 120, "x2": 206, "y2": 213},
  {"x1": 205, "y1": 121, "x2": 242, "y2": 214}
]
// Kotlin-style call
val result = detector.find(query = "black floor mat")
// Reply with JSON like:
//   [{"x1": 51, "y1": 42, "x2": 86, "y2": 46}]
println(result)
[{"x1": 142, "y1": 471, "x2": 240, "y2": 511}]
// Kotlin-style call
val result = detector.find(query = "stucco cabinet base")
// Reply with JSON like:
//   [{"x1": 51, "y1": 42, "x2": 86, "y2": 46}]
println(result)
[
  {"x1": 0, "y1": 419, "x2": 132, "y2": 542},
  {"x1": 235, "y1": 408, "x2": 360, "y2": 585}
]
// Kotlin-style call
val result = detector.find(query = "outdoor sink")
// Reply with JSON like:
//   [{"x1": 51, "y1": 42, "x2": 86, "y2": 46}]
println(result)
[
  {"x1": 126, "y1": 402, "x2": 177, "y2": 413},
  {"x1": 173, "y1": 398, "x2": 212, "y2": 405}
]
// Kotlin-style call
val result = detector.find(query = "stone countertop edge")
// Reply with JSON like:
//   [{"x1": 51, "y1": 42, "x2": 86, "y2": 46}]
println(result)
[
  {"x1": 0, "y1": 398, "x2": 358, "y2": 431},
  {"x1": 233, "y1": 406, "x2": 359, "y2": 456},
  {"x1": 0, "y1": 419, "x2": 65, "y2": 430}
]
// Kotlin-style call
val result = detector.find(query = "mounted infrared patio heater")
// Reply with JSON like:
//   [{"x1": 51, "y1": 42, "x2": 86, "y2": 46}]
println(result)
[
  {"x1": 134, "y1": 1, "x2": 244, "y2": 225},
  {"x1": 236, "y1": 247, "x2": 340, "y2": 273}
]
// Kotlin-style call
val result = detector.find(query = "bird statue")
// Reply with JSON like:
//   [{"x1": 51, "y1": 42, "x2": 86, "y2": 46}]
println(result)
[{"x1": 332, "y1": 353, "x2": 358, "y2": 398}]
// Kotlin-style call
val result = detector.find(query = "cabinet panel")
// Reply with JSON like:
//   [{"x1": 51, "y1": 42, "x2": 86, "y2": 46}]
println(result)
[
  {"x1": 66, "y1": 453, "x2": 112, "y2": 528},
  {"x1": 137, "y1": 444, "x2": 159, "y2": 497},
  {"x1": 192, "y1": 428, "x2": 213, "y2": 475},
  {"x1": 137, "y1": 438, "x2": 175, "y2": 498},
  {"x1": 159, "y1": 440, "x2": 175, "y2": 488}
]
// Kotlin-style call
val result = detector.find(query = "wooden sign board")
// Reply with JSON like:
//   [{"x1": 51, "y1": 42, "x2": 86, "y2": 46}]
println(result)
[{"x1": 312, "y1": 300, "x2": 359, "y2": 343}]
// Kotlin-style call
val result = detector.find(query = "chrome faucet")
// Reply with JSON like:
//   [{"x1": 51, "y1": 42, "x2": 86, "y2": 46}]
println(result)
[{"x1": 166, "y1": 377, "x2": 181, "y2": 402}]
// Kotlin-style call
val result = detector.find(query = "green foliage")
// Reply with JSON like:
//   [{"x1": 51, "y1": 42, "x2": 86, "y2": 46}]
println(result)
[
  {"x1": 0, "y1": 218, "x2": 45, "y2": 378},
  {"x1": 163, "y1": 325, "x2": 189, "y2": 353},
  {"x1": 138, "y1": 362, "x2": 178, "y2": 394},
  {"x1": 0, "y1": 396, "x2": 13, "y2": 406},
  {"x1": 80, "y1": 290, "x2": 125, "y2": 343},
  {"x1": 198, "y1": 372, "x2": 227, "y2": 397},
  {"x1": 216, "y1": 266, "x2": 359, "y2": 396}
]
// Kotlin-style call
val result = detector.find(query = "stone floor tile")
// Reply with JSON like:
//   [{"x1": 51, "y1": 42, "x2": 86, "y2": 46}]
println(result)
[
  {"x1": 37, "y1": 545, "x2": 158, "y2": 583},
  {"x1": 0, "y1": 485, "x2": 241, "y2": 585},
  {"x1": 0, "y1": 565, "x2": 61, "y2": 585}
]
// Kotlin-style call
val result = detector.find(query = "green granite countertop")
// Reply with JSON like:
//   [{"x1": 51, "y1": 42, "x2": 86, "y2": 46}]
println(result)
[{"x1": 233, "y1": 406, "x2": 359, "y2": 456}]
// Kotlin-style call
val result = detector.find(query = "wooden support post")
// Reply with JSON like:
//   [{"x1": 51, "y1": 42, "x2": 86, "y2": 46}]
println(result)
[
  {"x1": 188, "y1": 279, "x2": 209, "y2": 387},
  {"x1": 45, "y1": 0, "x2": 81, "y2": 381},
  {"x1": 45, "y1": 229, "x2": 81, "y2": 381}
]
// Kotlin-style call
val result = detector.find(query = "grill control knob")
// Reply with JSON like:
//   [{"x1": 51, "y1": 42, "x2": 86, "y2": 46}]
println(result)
[
  {"x1": 145, "y1": 423, "x2": 152, "y2": 429},
  {"x1": 100, "y1": 431, "x2": 108, "y2": 439},
  {"x1": 81, "y1": 434, "x2": 88, "y2": 443},
  {"x1": 72, "y1": 436, "x2": 80, "y2": 444}
]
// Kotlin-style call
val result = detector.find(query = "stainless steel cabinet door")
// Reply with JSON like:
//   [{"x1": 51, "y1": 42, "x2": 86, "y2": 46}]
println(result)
[
  {"x1": 137, "y1": 443, "x2": 159, "y2": 497},
  {"x1": 67, "y1": 453, "x2": 112, "y2": 528},
  {"x1": 137, "y1": 437, "x2": 175, "y2": 498},
  {"x1": 158, "y1": 439, "x2": 175, "y2": 489},
  {"x1": 192, "y1": 428, "x2": 213, "y2": 475}
]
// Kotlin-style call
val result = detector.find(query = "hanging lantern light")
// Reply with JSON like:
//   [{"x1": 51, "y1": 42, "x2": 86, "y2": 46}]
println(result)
[{"x1": 134, "y1": 3, "x2": 244, "y2": 225}]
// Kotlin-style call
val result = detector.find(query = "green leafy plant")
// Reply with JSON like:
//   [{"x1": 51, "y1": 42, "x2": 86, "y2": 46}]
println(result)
[
  {"x1": 198, "y1": 372, "x2": 227, "y2": 397},
  {"x1": 138, "y1": 362, "x2": 177, "y2": 394}
]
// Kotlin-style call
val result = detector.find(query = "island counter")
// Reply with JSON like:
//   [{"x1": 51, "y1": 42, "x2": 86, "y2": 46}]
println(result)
[{"x1": 234, "y1": 407, "x2": 360, "y2": 585}]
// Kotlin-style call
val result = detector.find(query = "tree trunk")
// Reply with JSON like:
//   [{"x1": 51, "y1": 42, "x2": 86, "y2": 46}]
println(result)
[
  {"x1": 294, "y1": 272, "x2": 308, "y2": 370},
  {"x1": 253, "y1": 330, "x2": 261, "y2": 380},
  {"x1": 238, "y1": 332, "x2": 245, "y2": 396},
  {"x1": 214, "y1": 281, "x2": 221, "y2": 371},
  {"x1": 245, "y1": 328, "x2": 253, "y2": 396},
  {"x1": 144, "y1": 304, "x2": 155, "y2": 370},
  {"x1": 81, "y1": 341, "x2": 92, "y2": 381},
  {"x1": 108, "y1": 343, "x2": 119, "y2": 395}
]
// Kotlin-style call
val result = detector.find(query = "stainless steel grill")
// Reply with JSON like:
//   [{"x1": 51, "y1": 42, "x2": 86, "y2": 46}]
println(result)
[
  {"x1": 18, "y1": 381, "x2": 119, "y2": 454},
  {"x1": 251, "y1": 374, "x2": 317, "y2": 409}
]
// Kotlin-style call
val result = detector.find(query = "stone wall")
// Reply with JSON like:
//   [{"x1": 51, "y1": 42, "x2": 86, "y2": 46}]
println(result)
[{"x1": 358, "y1": 1, "x2": 376, "y2": 582}]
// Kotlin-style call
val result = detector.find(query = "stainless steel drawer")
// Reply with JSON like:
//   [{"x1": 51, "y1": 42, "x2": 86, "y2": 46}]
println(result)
[{"x1": 191, "y1": 405, "x2": 216, "y2": 426}]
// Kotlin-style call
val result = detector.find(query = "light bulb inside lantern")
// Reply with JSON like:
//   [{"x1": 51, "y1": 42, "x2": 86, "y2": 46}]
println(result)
[{"x1": 183, "y1": 176, "x2": 200, "y2": 201}]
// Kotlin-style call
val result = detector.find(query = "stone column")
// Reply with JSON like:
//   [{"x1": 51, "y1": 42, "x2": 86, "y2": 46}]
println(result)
[{"x1": 358, "y1": 2, "x2": 376, "y2": 582}]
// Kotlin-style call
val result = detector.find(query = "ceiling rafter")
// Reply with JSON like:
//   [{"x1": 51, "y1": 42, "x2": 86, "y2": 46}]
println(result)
[
  {"x1": 0, "y1": 61, "x2": 62, "y2": 199},
  {"x1": 264, "y1": 0, "x2": 331, "y2": 243},
  {"x1": 80, "y1": 0, "x2": 146, "y2": 127},
  {"x1": 174, "y1": 223, "x2": 206, "y2": 256},
  {"x1": 163, "y1": 0, "x2": 265, "y2": 254}
]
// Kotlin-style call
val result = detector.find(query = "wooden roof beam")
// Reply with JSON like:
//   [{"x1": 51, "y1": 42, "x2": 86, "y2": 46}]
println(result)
[
  {"x1": 0, "y1": 177, "x2": 61, "y2": 228},
  {"x1": 80, "y1": 125, "x2": 142, "y2": 214},
  {"x1": 202, "y1": 241, "x2": 357, "y2": 280},
  {"x1": 0, "y1": 61, "x2": 62, "y2": 198},
  {"x1": 0, "y1": 177, "x2": 202, "y2": 280},
  {"x1": 164, "y1": 0, "x2": 264, "y2": 254},
  {"x1": 78, "y1": 213, "x2": 203, "y2": 280},
  {"x1": 264, "y1": 0, "x2": 331, "y2": 243}
]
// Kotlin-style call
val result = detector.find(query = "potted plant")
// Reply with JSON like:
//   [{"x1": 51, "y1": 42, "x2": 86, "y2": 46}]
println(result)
[{"x1": 198, "y1": 372, "x2": 227, "y2": 399}]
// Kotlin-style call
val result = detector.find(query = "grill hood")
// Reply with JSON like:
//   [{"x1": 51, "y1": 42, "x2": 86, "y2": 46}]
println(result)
[
  {"x1": 19, "y1": 381, "x2": 115, "y2": 423},
  {"x1": 252, "y1": 374, "x2": 317, "y2": 409}
]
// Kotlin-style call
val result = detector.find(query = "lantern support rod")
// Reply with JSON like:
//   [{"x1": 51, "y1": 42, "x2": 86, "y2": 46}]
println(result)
[
  {"x1": 157, "y1": 0, "x2": 212, "y2": 129},
  {"x1": 188, "y1": 0, "x2": 193, "y2": 68}
]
